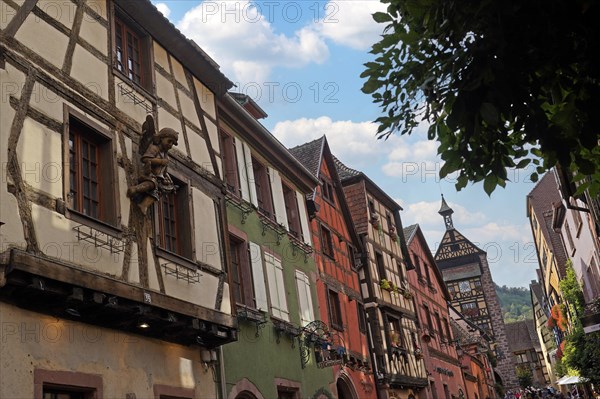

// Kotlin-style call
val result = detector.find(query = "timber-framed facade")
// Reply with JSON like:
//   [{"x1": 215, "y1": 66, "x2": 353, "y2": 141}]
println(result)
[
  {"x1": 0, "y1": 1, "x2": 236, "y2": 397},
  {"x1": 335, "y1": 159, "x2": 428, "y2": 399}
]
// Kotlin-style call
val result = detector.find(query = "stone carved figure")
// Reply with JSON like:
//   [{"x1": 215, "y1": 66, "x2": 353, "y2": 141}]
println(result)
[{"x1": 127, "y1": 115, "x2": 179, "y2": 215}]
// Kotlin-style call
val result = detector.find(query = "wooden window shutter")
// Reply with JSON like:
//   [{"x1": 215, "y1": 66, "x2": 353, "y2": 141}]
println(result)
[
  {"x1": 296, "y1": 191, "x2": 312, "y2": 246},
  {"x1": 295, "y1": 270, "x2": 314, "y2": 326},
  {"x1": 269, "y1": 167, "x2": 288, "y2": 229},
  {"x1": 249, "y1": 242, "x2": 268, "y2": 311},
  {"x1": 265, "y1": 253, "x2": 289, "y2": 321}
]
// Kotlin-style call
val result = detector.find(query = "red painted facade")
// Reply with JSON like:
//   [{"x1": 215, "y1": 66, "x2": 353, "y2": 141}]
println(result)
[
  {"x1": 297, "y1": 138, "x2": 377, "y2": 399},
  {"x1": 405, "y1": 225, "x2": 466, "y2": 399}
]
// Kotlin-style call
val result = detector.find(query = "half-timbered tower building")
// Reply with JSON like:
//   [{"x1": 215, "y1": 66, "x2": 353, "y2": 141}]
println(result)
[
  {"x1": 290, "y1": 136, "x2": 376, "y2": 399},
  {"x1": 218, "y1": 95, "x2": 335, "y2": 399},
  {"x1": 335, "y1": 159, "x2": 428, "y2": 399},
  {"x1": 404, "y1": 224, "x2": 466, "y2": 399},
  {"x1": 0, "y1": 1, "x2": 236, "y2": 397},
  {"x1": 434, "y1": 196, "x2": 517, "y2": 389}
]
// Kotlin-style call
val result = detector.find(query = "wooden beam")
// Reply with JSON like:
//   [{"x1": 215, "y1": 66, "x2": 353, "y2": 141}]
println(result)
[
  {"x1": 5, "y1": 249, "x2": 236, "y2": 328},
  {"x1": 2, "y1": 0, "x2": 39, "y2": 38}
]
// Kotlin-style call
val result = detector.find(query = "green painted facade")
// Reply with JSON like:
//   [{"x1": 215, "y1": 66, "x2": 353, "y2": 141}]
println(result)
[{"x1": 223, "y1": 207, "x2": 336, "y2": 399}]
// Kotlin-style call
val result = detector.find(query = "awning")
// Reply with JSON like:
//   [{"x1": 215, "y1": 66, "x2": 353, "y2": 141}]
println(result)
[{"x1": 557, "y1": 376, "x2": 588, "y2": 385}]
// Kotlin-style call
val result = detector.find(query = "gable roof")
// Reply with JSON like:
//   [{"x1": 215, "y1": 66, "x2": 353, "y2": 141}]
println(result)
[
  {"x1": 289, "y1": 136, "x2": 362, "y2": 251},
  {"x1": 505, "y1": 320, "x2": 540, "y2": 353},
  {"x1": 404, "y1": 224, "x2": 451, "y2": 300},
  {"x1": 434, "y1": 228, "x2": 484, "y2": 264},
  {"x1": 333, "y1": 157, "x2": 402, "y2": 211},
  {"x1": 288, "y1": 137, "x2": 326, "y2": 179},
  {"x1": 526, "y1": 172, "x2": 568, "y2": 278}
]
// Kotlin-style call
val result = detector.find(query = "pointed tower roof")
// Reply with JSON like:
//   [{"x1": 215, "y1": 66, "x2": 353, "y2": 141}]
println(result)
[
  {"x1": 434, "y1": 196, "x2": 483, "y2": 265},
  {"x1": 438, "y1": 194, "x2": 454, "y2": 230}
]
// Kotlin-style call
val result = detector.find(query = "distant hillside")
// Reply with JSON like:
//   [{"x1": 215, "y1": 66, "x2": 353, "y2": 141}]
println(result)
[{"x1": 495, "y1": 284, "x2": 533, "y2": 323}]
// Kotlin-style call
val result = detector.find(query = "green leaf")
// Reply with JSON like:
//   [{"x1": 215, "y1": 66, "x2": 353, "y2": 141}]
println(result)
[
  {"x1": 483, "y1": 174, "x2": 497, "y2": 196},
  {"x1": 372, "y1": 12, "x2": 393, "y2": 23},
  {"x1": 480, "y1": 102, "x2": 499, "y2": 126}
]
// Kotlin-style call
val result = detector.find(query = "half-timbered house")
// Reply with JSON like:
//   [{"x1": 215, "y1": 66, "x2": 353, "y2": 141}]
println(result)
[
  {"x1": 290, "y1": 136, "x2": 376, "y2": 399},
  {"x1": 435, "y1": 196, "x2": 517, "y2": 389},
  {"x1": 334, "y1": 159, "x2": 428, "y2": 399},
  {"x1": 0, "y1": 1, "x2": 236, "y2": 397},
  {"x1": 404, "y1": 224, "x2": 466, "y2": 399}
]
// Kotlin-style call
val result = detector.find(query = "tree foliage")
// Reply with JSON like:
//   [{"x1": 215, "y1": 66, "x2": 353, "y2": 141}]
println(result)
[
  {"x1": 516, "y1": 365, "x2": 533, "y2": 389},
  {"x1": 559, "y1": 262, "x2": 600, "y2": 384},
  {"x1": 362, "y1": 0, "x2": 600, "y2": 195},
  {"x1": 495, "y1": 284, "x2": 533, "y2": 323}
]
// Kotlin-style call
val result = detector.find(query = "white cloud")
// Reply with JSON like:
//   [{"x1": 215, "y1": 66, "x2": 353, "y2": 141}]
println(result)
[
  {"x1": 315, "y1": 0, "x2": 387, "y2": 50},
  {"x1": 177, "y1": 1, "x2": 329, "y2": 84},
  {"x1": 272, "y1": 116, "x2": 403, "y2": 167},
  {"x1": 400, "y1": 200, "x2": 487, "y2": 228},
  {"x1": 463, "y1": 222, "x2": 531, "y2": 245},
  {"x1": 154, "y1": 2, "x2": 171, "y2": 18}
]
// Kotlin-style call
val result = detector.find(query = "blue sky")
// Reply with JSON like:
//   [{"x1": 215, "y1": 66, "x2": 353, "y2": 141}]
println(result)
[{"x1": 153, "y1": 0, "x2": 541, "y2": 288}]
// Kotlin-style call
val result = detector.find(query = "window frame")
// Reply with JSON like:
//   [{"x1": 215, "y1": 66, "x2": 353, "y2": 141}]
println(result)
[
  {"x1": 111, "y1": 9, "x2": 154, "y2": 93},
  {"x1": 375, "y1": 251, "x2": 386, "y2": 281},
  {"x1": 357, "y1": 302, "x2": 367, "y2": 333},
  {"x1": 62, "y1": 106, "x2": 121, "y2": 235},
  {"x1": 282, "y1": 182, "x2": 302, "y2": 240},
  {"x1": 320, "y1": 178, "x2": 335, "y2": 206},
  {"x1": 35, "y1": 369, "x2": 102, "y2": 399},
  {"x1": 327, "y1": 288, "x2": 343, "y2": 331},
  {"x1": 220, "y1": 130, "x2": 240, "y2": 196},
  {"x1": 153, "y1": 172, "x2": 195, "y2": 263},
  {"x1": 251, "y1": 156, "x2": 275, "y2": 219},
  {"x1": 320, "y1": 224, "x2": 335, "y2": 259},
  {"x1": 229, "y1": 234, "x2": 255, "y2": 307}
]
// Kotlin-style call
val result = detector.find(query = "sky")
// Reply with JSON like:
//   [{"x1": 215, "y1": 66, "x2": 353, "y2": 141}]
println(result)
[{"x1": 152, "y1": 0, "x2": 541, "y2": 288}]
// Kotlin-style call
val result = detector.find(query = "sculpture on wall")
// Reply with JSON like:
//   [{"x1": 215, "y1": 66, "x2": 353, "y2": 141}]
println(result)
[{"x1": 127, "y1": 115, "x2": 179, "y2": 215}]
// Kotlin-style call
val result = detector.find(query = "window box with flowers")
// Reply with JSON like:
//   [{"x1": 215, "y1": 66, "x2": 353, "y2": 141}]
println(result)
[{"x1": 414, "y1": 347, "x2": 424, "y2": 360}]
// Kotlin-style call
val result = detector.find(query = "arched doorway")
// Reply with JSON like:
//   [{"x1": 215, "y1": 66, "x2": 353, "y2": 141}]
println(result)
[
  {"x1": 336, "y1": 376, "x2": 358, "y2": 399},
  {"x1": 494, "y1": 371, "x2": 503, "y2": 387}
]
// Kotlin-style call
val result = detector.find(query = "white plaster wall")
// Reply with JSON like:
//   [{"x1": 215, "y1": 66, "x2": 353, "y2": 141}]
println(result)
[
  {"x1": 0, "y1": 303, "x2": 216, "y2": 399},
  {"x1": 179, "y1": 89, "x2": 199, "y2": 127},
  {"x1": 153, "y1": 42, "x2": 169, "y2": 71},
  {"x1": 70, "y1": 45, "x2": 110, "y2": 101},
  {"x1": 205, "y1": 119, "x2": 219, "y2": 155},
  {"x1": 0, "y1": 103, "x2": 27, "y2": 251},
  {"x1": 170, "y1": 57, "x2": 187, "y2": 87},
  {"x1": 15, "y1": 14, "x2": 69, "y2": 69},
  {"x1": 29, "y1": 81, "x2": 64, "y2": 122},
  {"x1": 0, "y1": 1, "x2": 18, "y2": 29},
  {"x1": 192, "y1": 188, "x2": 222, "y2": 270},
  {"x1": 187, "y1": 131, "x2": 213, "y2": 173},
  {"x1": 38, "y1": 0, "x2": 77, "y2": 30},
  {"x1": 117, "y1": 168, "x2": 130, "y2": 228},
  {"x1": 31, "y1": 204, "x2": 124, "y2": 277},
  {"x1": 87, "y1": 0, "x2": 108, "y2": 21},
  {"x1": 161, "y1": 263, "x2": 220, "y2": 310},
  {"x1": 157, "y1": 107, "x2": 183, "y2": 136},
  {"x1": 155, "y1": 73, "x2": 176, "y2": 110},
  {"x1": 193, "y1": 78, "x2": 216, "y2": 120},
  {"x1": 220, "y1": 283, "x2": 231, "y2": 314},
  {"x1": 78, "y1": 15, "x2": 107, "y2": 55},
  {"x1": 16, "y1": 117, "x2": 63, "y2": 198},
  {"x1": 148, "y1": 237, "x2": 160, "y2": 291},
  {"x1": 114, "y1": 78, "x2": 151, "y2": 125}
]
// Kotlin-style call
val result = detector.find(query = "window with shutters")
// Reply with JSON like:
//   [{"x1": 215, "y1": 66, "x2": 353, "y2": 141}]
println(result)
[
  {"x1": 321, "y1": 225, "x2": 334, "y2": 259},
  {"x1": 252, "y1": 156, "x2": 275, "y2": 219},
  {"x1": 64, "y1": 110, "x2": 119, "y2": 230},
  {"x1": 264, "y1": 252, "x2": 289, "y2": 321},
  {"x1": 283, "y1": 183, "x2": 302, "y2": 240},
  {"x1": 435, "y1": 312, "x2": 444, "y2": 340},
  {"x1": 113, "y1": 13, "x2": 152, "y2": 91},
  {"x1": 155, "y1": 176, "x2": 193, "y2": 259},
  {"x1": 229, "y1": 235, "x2": 255, "y2": 307},
  {"x1": 295, "y1": 270, "x2": 314, "y2": 326},
  {"x1": 321, "y1": 178, "x2": 335, "y2": 206},
  {"x1": 357, "y1": 303, "x2": 367, "y2": 333},
  {"x1": 347, "y1": 243, "x2": 357, "y2": 270},
  {"x1": 248, "y1": 242, "x2": 269, "y2": 311},
  {"x1": 328, "y1": 289, "x2": 343, "y2": 331},
  {"x1": 375, "y1": 251, "x2": 386, "y2": 280},
  {"x1": 220, "y1": 131, "x2": 239, "y2": 196}
]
